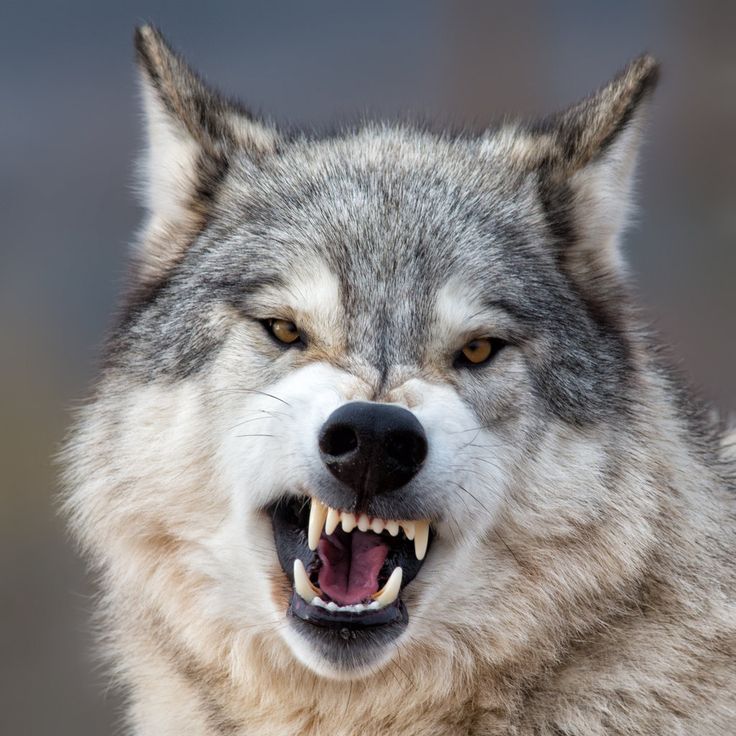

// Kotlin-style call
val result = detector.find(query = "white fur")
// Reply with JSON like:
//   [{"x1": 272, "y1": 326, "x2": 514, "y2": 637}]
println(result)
[{"x1": 138, "y1": 81, "x2": 200, "y2": 229}]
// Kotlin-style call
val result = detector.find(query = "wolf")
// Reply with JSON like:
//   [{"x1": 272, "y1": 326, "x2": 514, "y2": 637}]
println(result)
[{"x1": 62, "y1": 25, "x2": 736, "y2": 735}]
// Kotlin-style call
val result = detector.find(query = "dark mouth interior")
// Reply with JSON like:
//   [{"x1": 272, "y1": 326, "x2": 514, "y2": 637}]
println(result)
[{"x1": 270, "y1": 496, "x2": 431, "y2": 627}]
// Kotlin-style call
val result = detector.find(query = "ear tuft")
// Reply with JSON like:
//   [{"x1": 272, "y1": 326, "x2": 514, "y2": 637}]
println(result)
[
  {"x1": 134, "y1": 25, "x2": 277, "y2": 157},
  {"x1": 538, "y1": 54, "x2": 660, "y2": 176}
]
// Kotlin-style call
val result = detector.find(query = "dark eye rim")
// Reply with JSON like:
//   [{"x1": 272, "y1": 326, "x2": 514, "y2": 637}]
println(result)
[
  {"x1": 260, "y1": 318, "x2": 306, "y2": 348},
  {"x1": 453, "y1": 337, "x2": 507, "y2": 369}
]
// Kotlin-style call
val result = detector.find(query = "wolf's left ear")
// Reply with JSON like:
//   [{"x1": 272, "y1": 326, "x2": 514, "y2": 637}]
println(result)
[
  {"x1": 133, "y1": 25, "x2": 279, "y2": 284},
  {"x1": 510, "y1": 56, "x2": 659, "y2": 292}
]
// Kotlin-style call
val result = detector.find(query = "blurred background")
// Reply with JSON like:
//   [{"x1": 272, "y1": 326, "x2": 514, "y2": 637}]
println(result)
[{"x1": 1, "y1": 1, "x2": 734, "y2": 733}]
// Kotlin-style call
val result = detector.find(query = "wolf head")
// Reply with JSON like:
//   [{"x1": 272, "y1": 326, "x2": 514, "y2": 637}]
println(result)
[{"x1": 65, "y1": 26, "x2": 662, "y2": 684}]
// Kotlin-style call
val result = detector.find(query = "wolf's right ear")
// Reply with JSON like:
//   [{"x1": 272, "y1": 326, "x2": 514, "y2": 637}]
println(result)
[{"x1": 133, "y1": 25, "x2": 279, "y2": 284}]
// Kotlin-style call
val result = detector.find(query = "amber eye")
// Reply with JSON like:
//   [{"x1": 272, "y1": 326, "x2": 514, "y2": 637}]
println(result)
[
  {"x1": 266, "y1": 318, "x2": 301, "y2": 345},
  {"x1": 458, "y1": 338, "x2": 494, "y2": 366}
]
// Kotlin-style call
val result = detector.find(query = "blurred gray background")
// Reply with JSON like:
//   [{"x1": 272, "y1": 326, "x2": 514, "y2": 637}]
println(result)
[{"x1": 1, "y1": 2, "x2": 734, "y2": 734}]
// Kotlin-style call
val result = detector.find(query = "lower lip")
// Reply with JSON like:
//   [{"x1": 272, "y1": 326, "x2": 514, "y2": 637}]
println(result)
[{"x1": 289, "y1": 590, "x2": 407, "y2": 629}]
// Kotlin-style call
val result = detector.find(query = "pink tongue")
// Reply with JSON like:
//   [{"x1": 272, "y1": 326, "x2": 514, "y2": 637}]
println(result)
[{"x1": 317, "y1": 530, "x2": 389, "y2": 606}]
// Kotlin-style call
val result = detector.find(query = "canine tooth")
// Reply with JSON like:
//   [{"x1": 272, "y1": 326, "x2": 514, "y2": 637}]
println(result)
[
  {"x1": 325, "y1": 507, "x2": 340, "y2": 535},
  {"x1": 386, "y1": 520, "x2": 400, "y2": 537},
  {"x1": 357, "y1": 513, "x2": 370, "y2": 532},
  {"x1": 308, "y1": 498, "x2": 328, "y2": 550},
  {"x1": 402, "y1": 521, "x2": 416, "y2": 540},
  {"x1": 341, "y1": 512, "x2": 357, "y2": 532},
  {"x1": 414, "y1": 520, "x2": 429, "y2": 560},
  {"x1": 372, "y1": 567, "x2": 403, "y2": 608},
  {"x1": 293, "y1": 559, "x2": 319, "y2": 602},
  {"x1": 370, "y1": 518, "x2": 385, "y2": 534}
]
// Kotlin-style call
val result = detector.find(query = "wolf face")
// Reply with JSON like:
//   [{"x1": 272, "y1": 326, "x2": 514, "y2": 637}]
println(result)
[{"x1": 65, "y1": 26, "x2": 664, "y2": 685}]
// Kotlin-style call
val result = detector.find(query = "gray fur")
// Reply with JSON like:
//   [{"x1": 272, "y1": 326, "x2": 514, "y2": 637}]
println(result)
[{"x1": 62, "y1": 26, "x2": 735, "y2": 735}]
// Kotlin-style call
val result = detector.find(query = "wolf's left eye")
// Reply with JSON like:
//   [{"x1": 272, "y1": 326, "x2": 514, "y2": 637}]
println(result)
[
  {"x1": 265, "y1": 318, "x2": 302, "y2": 345},
  {"x1": 455, "y1": 338, "x2": 500, "y2": 368}
]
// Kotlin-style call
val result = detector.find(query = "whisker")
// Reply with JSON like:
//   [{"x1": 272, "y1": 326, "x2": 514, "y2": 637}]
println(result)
[
  {"x1": 493, "y1": 529, "x2": 524, "y2": 569},
  {"x1": 449, "y1": 424, "x2": 493, "y2": 434},
  {"x1": 452, "y1": 481, "x2": 492, "y2": 515},
  {"x1": 464, "y1": 441, "x2": 498, "y2": 451},
  {"x1": 343, "y1": 680, "x2": 354, "y2": 718},
  {"x1": 457, "y1": 428, "x2": 482, "y2": 451},
  {"x1": 227, "y1": 412, "x2": 290, "y2": 432},
  {"x1": 391, "y1": 652, "x2": 415, "y2": 690},
  {"x1": 205, "y1": 387, "x2": 292, "y2": 407},
  {"x1": 449, "y1": 486, "x2": 471, "y2": 514},
  {"x1": 457, "y1": 466, "x2": 505, "y2": 485}
]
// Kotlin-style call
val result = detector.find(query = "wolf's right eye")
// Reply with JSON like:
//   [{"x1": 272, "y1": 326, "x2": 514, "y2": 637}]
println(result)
[{"x1": 264, "y1": 318, "x2": 302, "y2": 346}]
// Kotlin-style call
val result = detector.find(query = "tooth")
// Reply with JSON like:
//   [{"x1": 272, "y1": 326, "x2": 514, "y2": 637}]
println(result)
[
  {"x1": 414, "y1": 521, "x2": 429, "y2": 560},
  {"x1": 357, "y1": 513, "x2": 370, "y2": 532},
  {"x1": 293, "y1": 559, "x2": 319, "y2": 602},
  {"x1": 402, "y1": 521, "x2": 416, "y2": 540},
  {"x1": 325, "y1": 507, "x2": 340, "y2": 535},
  {"x1": 373, "y1": 567, "x2": 403, "y2": 608},
  {"x1": 370, "y1": 518, "x2": 385, "y2": 534},
  {"x1": 386, "y1": 520, "x2": 400, "y2": 537},
  {"x1": 341, "y1": 512, "x2": 357, "y2": 532},
  {"x1": 308, "y1": 498, "x2": 328, "y2": 550}
]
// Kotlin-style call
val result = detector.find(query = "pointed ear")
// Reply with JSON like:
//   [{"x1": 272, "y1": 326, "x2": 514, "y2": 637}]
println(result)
[
  {"x1": 510, "y1": 56, "x2": 659, "y2": 302},
  {"x1": 133, "y1": 25, "x2": 279, "y2": 284}
]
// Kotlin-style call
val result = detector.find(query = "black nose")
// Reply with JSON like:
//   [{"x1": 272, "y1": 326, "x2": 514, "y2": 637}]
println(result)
[{"x1": 318, "y1": 401, "x2": 428, "y2": 502}]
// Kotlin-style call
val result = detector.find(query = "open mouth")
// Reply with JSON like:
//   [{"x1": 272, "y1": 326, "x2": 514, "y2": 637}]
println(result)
[{"x1": 270, "y1": 496, "x2": 433, "y2": 657}]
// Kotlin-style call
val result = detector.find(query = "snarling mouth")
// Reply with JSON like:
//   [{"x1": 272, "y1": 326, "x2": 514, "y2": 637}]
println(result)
[{"x1": 270, "y1": 496, "x2": 433, "y2": 658}]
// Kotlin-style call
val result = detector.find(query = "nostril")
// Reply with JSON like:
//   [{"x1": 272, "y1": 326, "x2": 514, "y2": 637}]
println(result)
[
  {"x1": 319, "y1": 423, "x2": 358, "y2": 457},
  {"x1": 385, "y1": 429, "x2": 428, "y2": 469}
]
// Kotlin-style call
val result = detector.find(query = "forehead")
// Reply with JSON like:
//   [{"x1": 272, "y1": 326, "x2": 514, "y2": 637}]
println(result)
[{"x1": 209, "y1": 128, "x2": 554, "y2": 317}]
